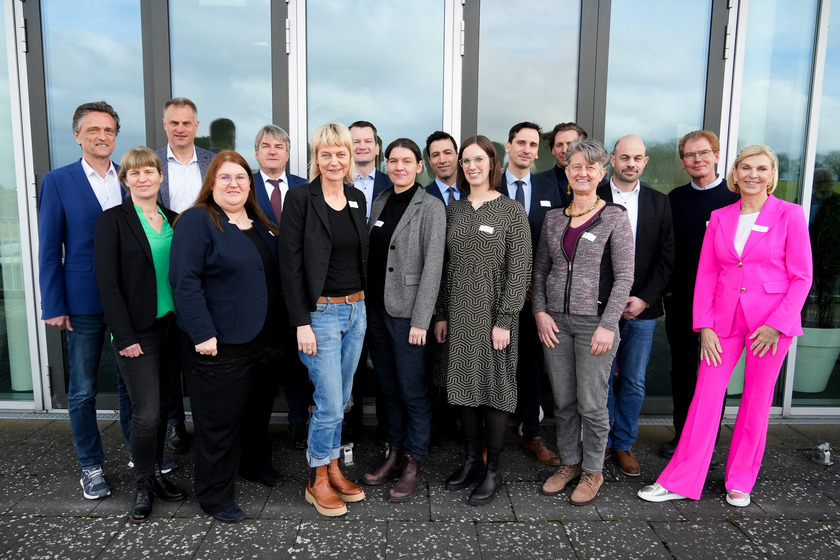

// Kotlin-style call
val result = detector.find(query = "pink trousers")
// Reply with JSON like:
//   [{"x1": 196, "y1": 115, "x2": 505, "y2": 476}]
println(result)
[{"x1": 657, "y1": 303, "x2": 792, "y2": 499}]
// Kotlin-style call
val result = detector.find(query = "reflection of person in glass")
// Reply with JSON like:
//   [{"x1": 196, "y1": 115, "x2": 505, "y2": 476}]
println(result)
[
  {"x1": 279, "y1": 123, "x2": 368, "y2": 517},
  {"x1": 170, "y1": 151, "x2": 282, "y2": 523},
  {"x1": 639, "y1": 145, "x2": 813, "y2": 508},
  {"x1": 94, "y1": 147, "x2": 187, "y2": 523},
  {"x1": 532, "y1": 139, "x2": 634, "y2": 506},
  {"x1": 209, "y1": 117, "x2": 236, "y2": 153},
  {"x1": 362, "y1": 139, "x2": 446, "y2": 501},
  {"x1": 433, "y1": 135, "x2": 531, "y2": 506}
]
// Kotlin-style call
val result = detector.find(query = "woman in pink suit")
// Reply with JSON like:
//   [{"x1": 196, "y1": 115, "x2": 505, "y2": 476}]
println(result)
[{"x1": 638, "y1": 145, "x2": 812, "y2": 507}]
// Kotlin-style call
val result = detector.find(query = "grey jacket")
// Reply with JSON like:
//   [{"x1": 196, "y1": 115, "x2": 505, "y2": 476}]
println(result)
[
  {"x1": 368, "y1": 185, "x2": 446, "y2": 328},
  {"x1": 155, "y1": 145, "x2": 216, "y2": 209}
]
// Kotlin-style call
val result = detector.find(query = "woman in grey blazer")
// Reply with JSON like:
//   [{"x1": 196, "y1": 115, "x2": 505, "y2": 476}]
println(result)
[{"x1": 362, "y1": 138, "x2": 446, "y2": 501}]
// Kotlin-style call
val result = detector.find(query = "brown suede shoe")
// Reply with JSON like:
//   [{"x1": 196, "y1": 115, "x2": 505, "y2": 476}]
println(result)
[
  {"x1": 570, "y1": 471, "x2": 603, "y2": 505},
  {"x1": 328, "y1": 459, "x2": 365, "y2": 502},
  {"x1": 305, "y1": 466, "x2": 347, "y2": 517},
  {"x1": 540, "y1": 463, "x2": 582, "y2": 496},
  {"x1": 389, "y1": 457, "x2": 423, "y2": 502},
  {"x1": 521, "y1": 437, "x2": 561, "y2": 466},
  {"x1": 614, "y1": 449, "x2": 640, "y2": 477}
]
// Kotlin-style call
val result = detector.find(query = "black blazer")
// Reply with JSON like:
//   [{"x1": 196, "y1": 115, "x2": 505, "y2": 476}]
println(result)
[
  {"x1": 499, "y1": 170, "x2": 569, "y2": 251},
  {"x1": 425, "y1": 179, "x2": 468, "y2": 205},
  {"x1": 170, "y1": 203, "x2": 280, "y2": 345},
  {"x1": 534, "y1": 165, "x2": 570, "y2": 199},
  {"x1": 279, "y1": 178, "x2": 369, "y2": 327},
  {"x1": 94, "y1": 197, "x2": 179, "y2": 351},
  {"x1": 597, "y1": 182, "x2": 675, "y2": 319}
]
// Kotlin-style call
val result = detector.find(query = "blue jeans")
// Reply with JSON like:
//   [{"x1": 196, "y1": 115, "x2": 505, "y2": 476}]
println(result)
[
  {"x1": 607, "y1": 318, "x2": 657, "y2": 450},
  {"x1": 67, "y1": 314, "x2": 107, "y2": 468},
  {"x1": 367, "y1": 308, "x2": 432, "y2": 462},
  {"x1": 298, "y1": 300, "x2": 366, "y2": 467}
]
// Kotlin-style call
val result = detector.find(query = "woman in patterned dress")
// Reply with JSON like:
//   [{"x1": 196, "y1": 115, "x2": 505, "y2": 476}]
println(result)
[{"x1": 433, "y1": 135, "x2": 532, "y2": 506}]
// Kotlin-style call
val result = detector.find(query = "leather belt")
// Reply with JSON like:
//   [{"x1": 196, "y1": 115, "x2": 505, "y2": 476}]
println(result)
[{"x1": 316, "y1": 291, "x2": 364, "y2": 304}]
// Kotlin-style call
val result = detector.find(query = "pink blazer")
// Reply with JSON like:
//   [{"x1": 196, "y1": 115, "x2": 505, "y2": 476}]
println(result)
[{"x1": 693, "y1": 194, "x2": 812, "y2": 338}]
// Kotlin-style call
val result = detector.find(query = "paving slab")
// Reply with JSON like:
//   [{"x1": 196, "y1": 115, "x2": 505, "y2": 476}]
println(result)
[
  {"x1": 194, "y1": 518, "x2": 298, "y2": 560},
  {"x1": 736, "y1": 518, "x2": 840, "y2": 558},
  {"x1": 385, "y1": 520, "x2": 479, "y2": 559},
  {"x1": 288, "y1": 519, "x2": 386, "y2": 559},
  {"x1": 507, "y1": 481, "x2": 601, "y2": 521},
  {"x1": 475, "y1": 520, "x2": 575, "y2": 559},
  {"x1": 564, "y1": 520, "x2": 672, "y2": 559},
  {"x1": 0, "y1": 475, "x2": 42, "y2": 513},
  {"x1": 650, "y1": 520, "x2": 767, "y2": 559},
  {"x1": 429, "y1": 482, "x2": 515, "y2": 522},
  {"x1": 672, "y1": 479, "x2": 768, "y2": 521},
  {"x1": 98, "y1": 517, "x2": 211, "y2": 559},
  {"x1": 0, "y1": 515, "x2": 41, "y2": 556},
  {"x1": 753, "y1": 479, "x2": 839, "y2": 519},
  {"x1": 7, "y1": 473, "x2": 101, "y2": 516},
  {"x1": 593, "y1": 480, "x2": 687, "y2": 522},
  {"x1": 812, "y1": 475, "x2": 840, "y2": 506},
  {"x1": 1, "y1": 516, "x2": 125, "y2": 560}
]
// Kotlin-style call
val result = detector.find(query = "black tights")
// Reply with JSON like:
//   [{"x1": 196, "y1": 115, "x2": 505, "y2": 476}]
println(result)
[{"x1": 459, "y1": 405, "x2": 508, "y2": 452}]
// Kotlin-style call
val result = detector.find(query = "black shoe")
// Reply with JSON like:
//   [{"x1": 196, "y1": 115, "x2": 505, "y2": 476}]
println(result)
[
  {"x1": 445, "y1": 437, "x2": 484, "y2": 491},
  {"x1": 659, "y1": 438, "x2": 678, "y2": 459},
  {"x1": 166, "y1": 423, "x2": 191, "y2": 454},
  {"x1": 289, "y1": 423, "x2": 307, "y2": 450},
  {"x1": 207, "y1": 504, "x2": 244, "y2": 523},
  {"x1": 242, "y1": 469, "x2": 285, "y2": 487},
  {"x1": 152, "y1": 468, "x2": 188, "y2": 502},
  {"x1": 130, "y1": 478, "x2": 154, "y2": 523},
  {"x1": 709, "y1": 449, "x2": 721, "y2": 470},
  {"x1": 468, "y1": 450, "x2": 502, "y2": 506}
]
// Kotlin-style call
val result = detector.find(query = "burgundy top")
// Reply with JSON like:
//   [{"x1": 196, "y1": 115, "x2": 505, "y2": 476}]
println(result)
[{"x1": 562, "y1": 207, "x2": 603, "y2": 259}]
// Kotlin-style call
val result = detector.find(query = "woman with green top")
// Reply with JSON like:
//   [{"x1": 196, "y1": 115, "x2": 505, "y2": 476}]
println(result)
[{"x1": 94, "y1": 146, "x2": 187, "y2": 523}]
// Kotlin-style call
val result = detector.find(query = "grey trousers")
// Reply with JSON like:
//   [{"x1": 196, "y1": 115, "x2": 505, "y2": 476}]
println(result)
[{"x1": 543, "y1": 312, "x2": 619, "y2": 474}]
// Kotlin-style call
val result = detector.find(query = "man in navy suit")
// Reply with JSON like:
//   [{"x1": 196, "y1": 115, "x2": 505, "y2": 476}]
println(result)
[
  {"x1": 597, "y1": 135, "x2": 674, "y2": 477},
  {"x1": 349, "y1": 121, "x2": 392, "y2": 219},
  {"x1": 38, "y1": 101, "x2": 124, "y2": 500},
  {"x1": 499, "y1": 122, "x2": 566, "y2": 466},
  {"x1": 534, "y1": 122, "x2": 588, "y2": 197},
  {"x1": 424, "y1": 131, "x2": 462, "y2": 206}
]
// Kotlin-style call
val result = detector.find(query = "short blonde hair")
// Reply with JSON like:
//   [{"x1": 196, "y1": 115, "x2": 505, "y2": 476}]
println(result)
[
  {"x1": 309, "y1": 123, "x2": 355, "y2": 183},
  {"x1": 727, "y1": 144, "x2": 779, "y2": 194},
  {"x1": 118, "y1": 146, "x2": 162, "y2": 185}
]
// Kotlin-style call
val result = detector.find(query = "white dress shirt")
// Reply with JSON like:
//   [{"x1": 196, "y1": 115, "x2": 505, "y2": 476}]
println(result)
[
  {"x1": 610, "y1": 178, "x2": 641, "y2": 240},
  {"x1": 81, "y1": 158, "x2": 121, "y2": 210},
  {"x1": 261, "y1": 170, "x2": 290, "y2": 206},
  {"x1": 166, "y1": 145, "x2": 203, "y2": 213}
]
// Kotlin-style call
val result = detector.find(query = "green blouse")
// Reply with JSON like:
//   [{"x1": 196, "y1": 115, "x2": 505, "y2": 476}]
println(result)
[{"x1": 135, "y1": 205, "x2": 176, "y2": 318}]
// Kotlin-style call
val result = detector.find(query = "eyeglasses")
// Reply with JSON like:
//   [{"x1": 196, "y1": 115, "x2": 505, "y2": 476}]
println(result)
[
  {"x1": 216, "y1": 174, "x2": 249, "y2": 186},
  {"x1": 682, "y1": 150, "x2": 713, "y2": 160},
  {"x1": 459, "y1": 156, "x2": 487, "y2": 168}
]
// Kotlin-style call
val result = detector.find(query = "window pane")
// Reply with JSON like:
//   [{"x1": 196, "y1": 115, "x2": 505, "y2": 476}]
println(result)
[
  {"x1": 795, "y1": 4, "x2": 840, "y2": 407},
  {"x1": 170, "y1": 0, "x2": 272, "y2": 170},
  {"x1": 477, "y1": 0, "x2": 579, "y2": 173},
  {"x1": 603, "y1": 0, "x2": 711, "y2": 193},
  {"x1": 306, "y1": 0, "x2": 444, "y2": 185},
  {"x1": 0, "y1": 6, "x2": 33, "y2": 400},
  {"x1": 41, "y1": 0, "x2": 145, "y2": 167},
  {"x1": 736, "y1": 0, "x2": 818, "y2": 203}
]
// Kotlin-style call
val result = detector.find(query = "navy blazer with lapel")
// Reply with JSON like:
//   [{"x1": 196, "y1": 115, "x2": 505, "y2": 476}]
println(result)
[
  {"x1": 169, "y1": 203, "x2": 279, "y2": 345},
  {"x1": 499, "y1": 170, "x2": 569, "y2": 252},
  {"x1": 155, "y1": 145, "x2": 216, "y2": 209},
  {"x1": 254, "y1": 171, "x2": 307, "y2": 225},
  {"x1": 38, "y1": 159, "x2": 121, "y2": 318},
  {"x1": 425, "y1": 180, "x2": 468, "y2": 205},
  {"x1": 534, "y1": 165, "x2": 570, "y2": 199},
  {"x1": 94, "y1": 198, "x2": 178, "y2": 350},
  {"x1": 597, "y1": 181, "x2": 675, "y2": 319},
  {"x1": 371, "y1": 170, "x2": 393, "y2": 203},
  {"x1": 279, "y1": 178, "x2": 369, "y2": 327}
]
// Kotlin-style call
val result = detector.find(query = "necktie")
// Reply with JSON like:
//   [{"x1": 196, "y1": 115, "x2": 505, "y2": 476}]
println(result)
[
  {"x1": 514, "y1": 180, "x2": 526, "y2": 207},
  {"x1": 447, "y1": 186, "x2": 456, "y2": 206},
  {"x1": 267, "y1": 178, "x2": 283, "y2": 222}
]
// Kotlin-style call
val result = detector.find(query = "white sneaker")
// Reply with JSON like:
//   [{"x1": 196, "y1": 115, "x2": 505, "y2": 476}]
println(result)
[
  {"x1": 726, "y1": 489, "x2": 750, "y2": 507},
  {"x1": 637, "y1": 482, "x2": 687, "y2": 502}
]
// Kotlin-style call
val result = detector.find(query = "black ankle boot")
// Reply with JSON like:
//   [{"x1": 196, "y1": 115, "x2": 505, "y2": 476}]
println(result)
[
  {"x1": 445, "y1": 437, "x2": 484, "y2": 490},
  {"x1": 468, "y1": 450, "x2": 502, "y2": 506},
  {"x1": 131, "y1": 478, "x2": 154, "y2": 523},
  {"x1": 152, "y1": 465, "x2": 188, "y2": 502}
]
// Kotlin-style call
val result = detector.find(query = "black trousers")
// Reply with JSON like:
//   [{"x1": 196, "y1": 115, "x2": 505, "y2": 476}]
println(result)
[{"x1": 514, "y1": 301, "x2": 545, "y2": 441}]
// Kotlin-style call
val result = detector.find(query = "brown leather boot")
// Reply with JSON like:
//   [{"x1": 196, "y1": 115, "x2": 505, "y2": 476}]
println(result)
[
  {"x1": 363, "y1": 445, "x2": 404, "y2": 486},
  {"x1": 389, "y1": 456, "x2": 423, "y2": 502},
  {"x1": 305, "y1": 466, "x2": 347, "y2": 517},
  {"x1": 328, "y1": 459, "x2": 366, "y2": 502}
]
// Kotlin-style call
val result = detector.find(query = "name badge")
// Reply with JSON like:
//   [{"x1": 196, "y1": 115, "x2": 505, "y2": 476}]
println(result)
[
  {"x1": 582, "y1": 232, "x2": 597, "y2": 242},
  {"x1": 348, "y1": 200, "x2": 359, "y2": 209},
  {"x1": 540, "y1": 200, "x2": 551, "y2": 207},
  {"x1": 374, "y1": 220, "x2": 384, "y2": 227},
  {"x1": 479, "y1": 225, "x2": 495, "y2": 234},
  {"x1": 752, "y1": 224, "x2": 769, "y2": 232}
]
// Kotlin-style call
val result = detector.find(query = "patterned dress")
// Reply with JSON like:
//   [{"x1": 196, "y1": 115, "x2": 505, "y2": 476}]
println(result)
[{"x1": 434, "y1": 195, "x2": 532, "y2": 413}]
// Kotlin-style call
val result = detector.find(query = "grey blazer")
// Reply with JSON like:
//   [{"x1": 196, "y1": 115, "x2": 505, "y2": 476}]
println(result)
[
  {"x1": 155, "y1": 145, "x2": 216, "y2": 209},
  {"x1": 368, "y1": 184, "x2": 446, "y2": 328}
]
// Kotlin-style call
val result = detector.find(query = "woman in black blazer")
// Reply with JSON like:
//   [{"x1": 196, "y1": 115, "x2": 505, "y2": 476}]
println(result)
[
  {"x1": 169, "y1": 150, "x2": 282, "y2": 524},
  {"x1": 94, "y1": 147, "x2": 186, "y2": 523}
]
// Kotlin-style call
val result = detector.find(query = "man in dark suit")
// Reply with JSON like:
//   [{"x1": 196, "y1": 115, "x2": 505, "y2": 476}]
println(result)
[
  {"x1": 252, "y1": 124, "x2": 310, "y2": 452},
  {"x1": 597, "y1": 135, "x2": 675, "y2": 477},
  {"x1": 349, "y1": 120, "x2": 392, "y2": 219},
  {"x1": 155, "y1": 97, "x2": 215, "y2": 453},
  {"x1": 424, "y1": 131, "x2": 462, "y2": 206},
  {"x1": 38, "y1": 101, "x2": 124, "y2": 500},
  {"x1": 534, "y1": 122, "x2": 588, "y2": 197},
  {"x1": 499, "y1": 122, "x2": 566, "y2": 466}
]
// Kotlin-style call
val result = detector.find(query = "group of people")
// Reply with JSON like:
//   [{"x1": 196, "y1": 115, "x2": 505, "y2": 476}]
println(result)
[{"x1": 38, "y1": 98, "x2": 812, "y2": 525}]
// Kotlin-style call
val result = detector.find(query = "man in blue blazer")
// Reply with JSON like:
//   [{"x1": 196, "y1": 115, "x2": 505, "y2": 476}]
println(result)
[
  {"x1": 533, "y1": 122, "x2": 588, "y2": 198},
  {"x1": 424, "y1": 131, "x2": 464, "y2": 206},
  {"x1": 349, "y1": 121, "x2": 392, "y2": 219},
  {"x1": 38, "y1": 101, "x2": 124, "y2": 500},
  {"x1": 498, "y1": 122, "x2": 566, "y2": 467},
  {"x1": 597, "y1": 135, "x2": 675, "y2": 478}
]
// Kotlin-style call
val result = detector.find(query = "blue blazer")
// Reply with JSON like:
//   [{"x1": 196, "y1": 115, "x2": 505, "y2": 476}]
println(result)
[
  {"x1": 499, "y1": 170, "x2": 568, "y2": 251},
  {"x1": 155, "y1": 145, "x2": 216, "y2": 209},
  {"x1": 425, "y1": 180, "x2": 468, "y2": 205},
  {"x1": 38, "y1": 159, "x2": 121, "y2": 318},
  {"x1": 254, "y1": 171, "x2": 307, "y2": 225},
  {"x1": 372, "y1": 170, "x2": 393, "y2": 203},
  {"x1": 170, "y1": 203, "x2": 279, "y2": 345}
]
